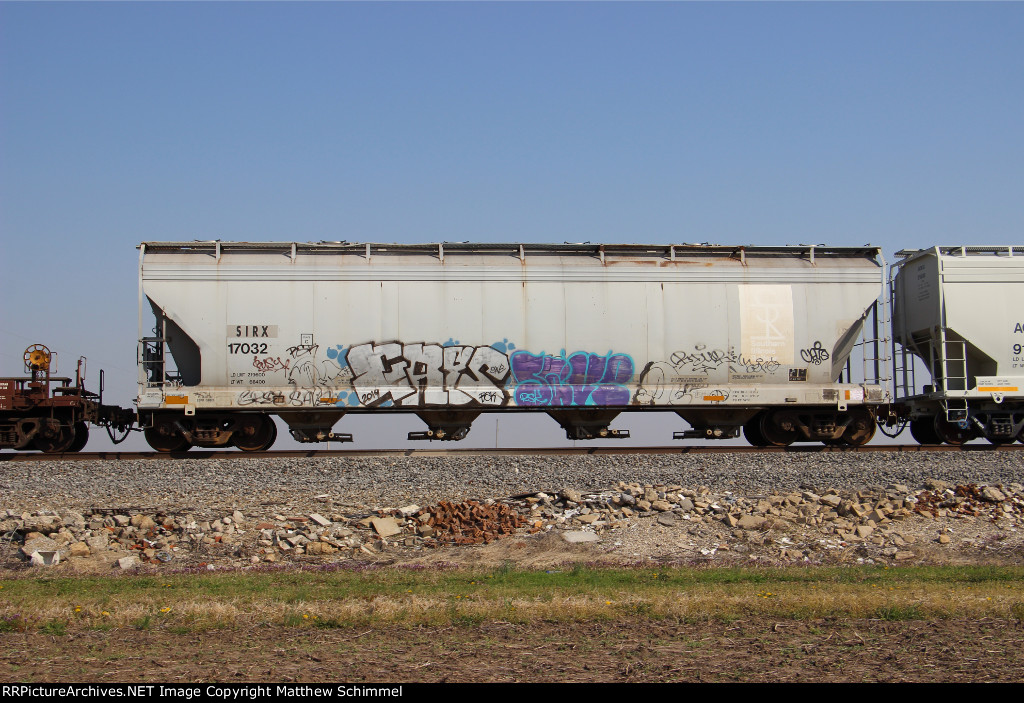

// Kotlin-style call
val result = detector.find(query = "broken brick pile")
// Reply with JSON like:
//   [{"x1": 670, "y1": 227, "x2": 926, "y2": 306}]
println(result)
[
  {"x1": 912, "y1": 484, "x2": 1015, "y2": 519},
  {"x1": 417, "y1": 500, "x2": 529, "y2": 545}
]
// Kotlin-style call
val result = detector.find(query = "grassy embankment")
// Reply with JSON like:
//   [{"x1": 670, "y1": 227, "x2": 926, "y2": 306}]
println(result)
[{"x1": 1, "y1": 564, "x2": 1022, "y2": 634}]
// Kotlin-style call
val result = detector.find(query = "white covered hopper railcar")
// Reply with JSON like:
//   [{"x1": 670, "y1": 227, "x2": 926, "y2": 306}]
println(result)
[
  {"x1": 891, "y1": 245, "x2": 1024, "y2": 445},
  {"x1": 136, "y1": 242, "x2": 887, "y2": 451}
]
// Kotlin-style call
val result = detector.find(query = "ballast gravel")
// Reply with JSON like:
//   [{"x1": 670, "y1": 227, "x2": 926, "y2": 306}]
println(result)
[
  {"x1": 1, "y1": 451, "x2": 1021, "y2": 514},
  {"x1": 3, "y1": 451, "x2": 1022, "y2": 571}
]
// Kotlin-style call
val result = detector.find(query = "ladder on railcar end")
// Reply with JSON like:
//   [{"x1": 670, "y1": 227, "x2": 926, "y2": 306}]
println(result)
[
  {"x1": 858, "y1": 295, "x2": 892, "y2": 399},
  {"x1": 938, "y1": 333, "x2": 969, "y2": 423},
  {"x1": 891, "y1": 338, "x2": 917, "y2": 402},
  {"x1": 888, "y1": 272, "x2": 914, "y2": 402},
  {"x1": 138, "y1": 319, "x2": 183, "y2": 388},
  {"x1": 139, "y1": 337, "x2": 167, "y2": 387}
]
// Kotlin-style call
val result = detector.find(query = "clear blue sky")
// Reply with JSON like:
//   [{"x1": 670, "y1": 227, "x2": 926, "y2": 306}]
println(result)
[{"x1": 1, "y1": 2, "x2": 1022, "y2": 449}]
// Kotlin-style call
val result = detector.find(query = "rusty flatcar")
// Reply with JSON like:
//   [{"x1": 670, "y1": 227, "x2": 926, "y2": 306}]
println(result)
[{"x1": 0, "y1": 344, "x2": 135, "y2": 453}]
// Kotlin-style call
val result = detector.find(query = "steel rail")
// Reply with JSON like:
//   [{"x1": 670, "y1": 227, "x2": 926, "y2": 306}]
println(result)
[{"x1": 2, "y1": 444, "x2": 1022, "y2": 462}]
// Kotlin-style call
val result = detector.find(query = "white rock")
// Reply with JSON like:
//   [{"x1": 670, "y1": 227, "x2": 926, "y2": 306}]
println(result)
[
  {"x1": 116, "y1": 556, "x2": 140, "y2": 570},
  {"x1": 30, "y1": 550, "x2": 60, "y2": 567},
  {"x1": 562, "y1": 531, "x2": 600, "y2": 543}
]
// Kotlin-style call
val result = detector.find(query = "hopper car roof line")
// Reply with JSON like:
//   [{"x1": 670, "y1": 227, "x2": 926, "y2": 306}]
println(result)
[
  {"x1": 140, "y1": 267, "x2": 883, "y2": 284},
  {"x1": 139, "y1": 241, "x2": 881, "y2": 259},
  {"x1": 896, "y1": 245, "x2": 1024, "y2": 258}
]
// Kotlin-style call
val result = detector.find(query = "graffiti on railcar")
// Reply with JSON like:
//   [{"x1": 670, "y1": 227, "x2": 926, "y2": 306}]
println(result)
[
  {"x1": 633, "y1": 343, "x2": 778, "y2": 406},
  {"x1": 799, "y1": 341, "x2": 830, "y2": 366},
  {"x1": 668, "y1": 344, "x2": 781, "y2": 376},
  {"x1": 228, "y1": 337, "x2": 777, "y2": 410},
  {"x1": 510, "y1": 350, "x2": 634, "y2": 407},
  {"x1": 288, "y1": 386, "x2": 338, "y2": 407},
  {"x1": 278, "y1": 336, "x2": 353, "y2": 390},
  {"x1": 237, "y1": 390, "x2": 283, "y2": 406},
  {"x1": 234, "y1": 334, "x2": 357, "y2": 407},
  {"x1": 252, "y1": 356, "x2": 290, "y2": 373},
  {"x1": 633, "y1": 367, "x2": 708, "y2": 405},
  {"x1": 633, "y1": 363, "x2": 726, "y2": 405},
  {"x1": 233, "y1": 335, "x2": 787, "y2": 409},
  {"x1": 346, "y1": 341, "x2": 513, "y2": 408},
  {"x1": 287, "y1": 343, "x2": 317, "y2": 358}
]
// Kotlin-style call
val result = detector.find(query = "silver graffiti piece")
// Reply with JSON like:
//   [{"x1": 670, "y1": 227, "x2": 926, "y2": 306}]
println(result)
[{"x1": 347, "y1": 342, "x2": 512, "y2": 408}]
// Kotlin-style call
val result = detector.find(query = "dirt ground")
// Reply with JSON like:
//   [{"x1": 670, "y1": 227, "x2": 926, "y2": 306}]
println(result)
[
  {"x1": 2, "y1": 618, "x2": 1022, "y2": 683},
  {"x1": 3, "y1": 490, "x2": 1023, "y2": 683}
]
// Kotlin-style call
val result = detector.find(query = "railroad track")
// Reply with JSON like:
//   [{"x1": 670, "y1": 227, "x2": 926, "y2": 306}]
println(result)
[{"x1": 2, "y1": 444, "x2": 1023, "y2": 462}]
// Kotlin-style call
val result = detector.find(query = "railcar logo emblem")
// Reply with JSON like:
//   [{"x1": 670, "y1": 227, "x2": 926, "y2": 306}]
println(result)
[{"x1": 739, "y1": 285, "x2": 794, "y2": 364}]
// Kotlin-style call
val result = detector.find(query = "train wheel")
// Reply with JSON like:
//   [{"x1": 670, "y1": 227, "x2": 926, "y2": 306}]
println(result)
[
  {"x1": 760, "y1": 411, "x2": 797, "y2": 447},
  {"x1": 144, "y1": 419, "x2": 191, "y2": 453},
  {"x1": 743, "y1": 414, "x2": 770, "y2": 447},
  {"x1": 934, "y1": 416, "x2": 973, "y2": 446},
  {"x1": 909, "y1": 418, "x2": 941, "y2": 444},
  {"x1": 841, "y1": 409, "x2": 876, "y2": 447},
  {"x1": 33, "y1": 423, "x2": 75, "y2": 453},
  {"x1": 68, "y1": 422, "x2": 89, "y2": 452},
  {"x1": 233, "y1": 416, "x2": 277, "y2": 452}
]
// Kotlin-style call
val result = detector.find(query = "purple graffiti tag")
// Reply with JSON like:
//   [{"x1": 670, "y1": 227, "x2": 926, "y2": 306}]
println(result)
[{"x1": 511, "y1": 350, "x2": 634, "y2": 407}]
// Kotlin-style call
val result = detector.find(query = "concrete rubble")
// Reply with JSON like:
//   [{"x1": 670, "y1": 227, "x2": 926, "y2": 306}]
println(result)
[{"x1": 1, "y1": 480, "x2": 1021, "y2": 570}]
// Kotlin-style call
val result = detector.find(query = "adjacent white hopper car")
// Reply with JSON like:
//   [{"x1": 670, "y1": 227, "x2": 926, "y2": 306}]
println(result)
[
  {"x1": 136, "y1": 242, "x2": 888, "y2": 452},
  {"x1": 891, "y1": 245, "x2": 1024, "y2": 445}
]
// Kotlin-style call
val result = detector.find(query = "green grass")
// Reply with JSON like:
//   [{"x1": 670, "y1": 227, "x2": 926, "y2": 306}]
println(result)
[
  {"x1": 0, "y1": 564, "x2": 1021, "y2": 632},
  {"x1": 39, "y1": 619, "x2": 67, "y2": 636},
  {"x1": 133, "y1": 615, "x2": 153, "y2": 630},
  {"x1": 874, "y1": 604, "x2": 924, "y2": 621}
]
